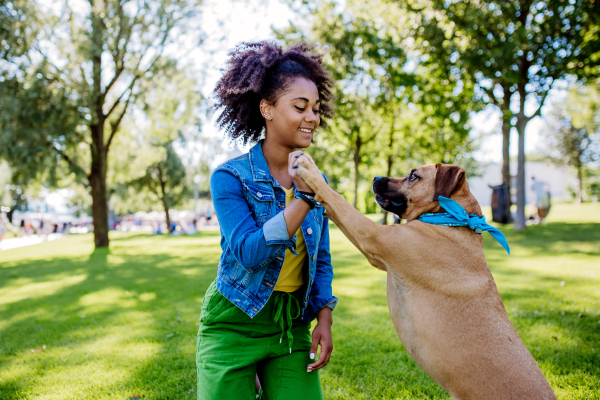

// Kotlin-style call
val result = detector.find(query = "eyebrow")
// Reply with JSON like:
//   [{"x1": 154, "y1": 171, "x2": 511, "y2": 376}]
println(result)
[{"x1": 290, "y1": 97, "x2": 321, "y2": 103}]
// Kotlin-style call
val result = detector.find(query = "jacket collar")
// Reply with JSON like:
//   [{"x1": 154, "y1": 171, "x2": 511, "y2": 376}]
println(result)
[{"x1": 249, "y1": 140, "x2": 278, "y2": 185}]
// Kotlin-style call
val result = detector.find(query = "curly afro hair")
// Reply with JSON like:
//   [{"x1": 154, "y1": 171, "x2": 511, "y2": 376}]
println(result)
[{"x1": 213, "y1": 41, "x2": 334, "y2": 145}]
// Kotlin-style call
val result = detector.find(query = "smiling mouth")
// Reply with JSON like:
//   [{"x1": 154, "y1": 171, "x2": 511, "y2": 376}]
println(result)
[{"x1": 298, "y1": 128, "x2": 313, "y2": 134}]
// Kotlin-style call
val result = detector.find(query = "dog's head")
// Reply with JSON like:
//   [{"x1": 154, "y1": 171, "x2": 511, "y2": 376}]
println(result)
[{"x1": 372, "y1": 163, "x2": 481, "y2": 220}]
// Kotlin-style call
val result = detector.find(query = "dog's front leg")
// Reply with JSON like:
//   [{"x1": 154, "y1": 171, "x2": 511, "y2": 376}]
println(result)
[{"x1": 296, "y1": 156, "x2": 388, "y2": 271}]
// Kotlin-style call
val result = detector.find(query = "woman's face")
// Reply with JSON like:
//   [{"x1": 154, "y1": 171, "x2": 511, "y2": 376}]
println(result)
[{"x1": 262, "y1": 77, "x2": 321, "y2": 149}]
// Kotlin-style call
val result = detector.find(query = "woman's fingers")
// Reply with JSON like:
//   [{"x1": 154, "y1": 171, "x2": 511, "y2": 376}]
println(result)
[
  {"x1": 306, "y1": 346, "x2": 331, "y2": 371},
  {"x1": 288, "y1": 150, "x2": 304, "y2": 175},
  {"x1": 306, "y1": 328, "x2": 333, "y2": 372}
]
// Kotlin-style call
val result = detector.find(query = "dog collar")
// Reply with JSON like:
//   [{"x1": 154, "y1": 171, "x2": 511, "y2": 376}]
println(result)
[{"x1": 417, "y1": 196, "x2": 510, "y2": 255}]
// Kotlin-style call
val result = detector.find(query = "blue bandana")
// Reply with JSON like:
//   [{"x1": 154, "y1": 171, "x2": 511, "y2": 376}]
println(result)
[{"x1": 417, "y1": 196, "x2": 510, "y2": 255}]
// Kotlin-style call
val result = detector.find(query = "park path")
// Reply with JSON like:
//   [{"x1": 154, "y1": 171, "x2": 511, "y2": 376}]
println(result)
[{"x1": 0, "y1": 233, "x2": 64, "y2": 251}]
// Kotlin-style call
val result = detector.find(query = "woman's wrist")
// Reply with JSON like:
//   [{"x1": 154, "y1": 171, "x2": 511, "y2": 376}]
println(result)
[
  {"x1": 316, "y1": 306, "x2": 333, "y2": 326},
  {"x1": 294, "y1": 185, "x2": 314, "y2": 194}
]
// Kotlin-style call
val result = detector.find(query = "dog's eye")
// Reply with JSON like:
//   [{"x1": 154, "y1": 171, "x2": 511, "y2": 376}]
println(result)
[{"x1": 408, "y1": 172, "x2": 418, "y2": 182}]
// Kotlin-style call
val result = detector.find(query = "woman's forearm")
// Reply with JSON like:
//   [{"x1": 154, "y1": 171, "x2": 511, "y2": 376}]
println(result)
[
  {"x1": 316, "y1": 306, "x2": 333, "y2": 326},
  {"x1": 282, "y1": 198, "x2": 311, "y2": 238}
]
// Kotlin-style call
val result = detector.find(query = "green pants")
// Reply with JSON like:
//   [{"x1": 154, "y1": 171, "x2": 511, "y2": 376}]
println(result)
[{"x1": 196, "y1": 280, "x2": 324, "y2": 400}]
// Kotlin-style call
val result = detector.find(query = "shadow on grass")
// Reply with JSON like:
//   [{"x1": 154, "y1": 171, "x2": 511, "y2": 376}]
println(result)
[
  {"x1": 0, "y1": 233, "x2": 222, "y2": 399},
  {"x1": 1, "y1": 220, "x2": 599, "y2": 399}
]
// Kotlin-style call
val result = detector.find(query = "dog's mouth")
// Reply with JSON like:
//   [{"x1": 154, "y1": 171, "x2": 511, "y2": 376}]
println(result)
[{"x1": 375, "y1": 194, "x2": 407, "y2": 217}]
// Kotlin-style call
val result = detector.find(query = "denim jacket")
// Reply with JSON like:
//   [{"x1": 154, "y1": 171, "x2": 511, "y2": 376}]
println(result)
[{"x1": 209, "y1": 140, "x2": 337, "y2": 323}]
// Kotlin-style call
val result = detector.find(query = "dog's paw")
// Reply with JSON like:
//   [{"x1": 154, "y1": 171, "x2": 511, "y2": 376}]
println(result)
[{"x1": 296, "y1": 155, "x2": 325, "y2": 189}]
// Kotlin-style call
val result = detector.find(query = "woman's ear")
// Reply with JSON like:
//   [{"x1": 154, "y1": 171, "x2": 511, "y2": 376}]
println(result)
[{"x1": 259, "y1": 100, "x2": 272, "y2": 120}]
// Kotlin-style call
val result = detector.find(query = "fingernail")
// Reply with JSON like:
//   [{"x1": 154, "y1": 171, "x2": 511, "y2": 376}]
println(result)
[
  {"x1": 292, "y1": 165, "x2": 298, "y2": 169},
  {"x1": 310, "y1": 352, "x2": 315, "y2": 359},
  {"x1": 307, "y1": 369, "x2": 312, "y2": 373},
  {"x1": 295, "y1": 155, "x2": 300, "y2": 158}
]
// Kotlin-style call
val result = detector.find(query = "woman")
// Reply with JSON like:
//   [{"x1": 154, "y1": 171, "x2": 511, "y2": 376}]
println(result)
[{"x1": 196, "y1": 41, "x2": 337, "y2": 400}]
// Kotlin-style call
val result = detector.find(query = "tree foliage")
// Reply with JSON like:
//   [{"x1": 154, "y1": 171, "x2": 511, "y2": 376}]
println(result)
[
  {"x1": 278, "y1": 0, "x2": 482, "y2": 217},
  {"x1": 541, "y1": 82, "x2": 600, "y2": 202},
  {"x1": 0, "y1": 0, "x2": 203, "y2": 247},
  {"x1": 403, "y1": 0, "x2": 600, "y2": 228}
]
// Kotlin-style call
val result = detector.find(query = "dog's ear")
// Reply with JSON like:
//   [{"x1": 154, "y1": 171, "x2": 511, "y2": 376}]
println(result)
[{"x1": 433, "y1": 163, "x2": 465, "y2": 201}]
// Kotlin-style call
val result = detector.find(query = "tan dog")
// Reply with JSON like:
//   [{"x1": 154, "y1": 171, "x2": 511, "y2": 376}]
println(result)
[{"x1": 296, "y1": 157, "x2": 556, "y2": 400}]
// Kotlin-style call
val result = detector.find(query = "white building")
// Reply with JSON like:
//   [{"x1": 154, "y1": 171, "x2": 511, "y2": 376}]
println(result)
[{"x1": 467, "y1": 161, "x2": 576, "y2": 206}]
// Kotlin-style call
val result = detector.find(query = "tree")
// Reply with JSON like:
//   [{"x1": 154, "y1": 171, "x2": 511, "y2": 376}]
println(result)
[
  {"x1": 130, "y1": 142, "x2": 187, "y2": 228},
  {"x1": 541, "y1": 83, "x2": 600, "y2": 203},
  {"x1": 406, "y1": 0, "x2": 600, "y2": 229},
  {"x1": 0, "y1": 0, "x2": 202, "y2": 247},
  {"x1": 0, "y1": 0, "x2": 38, "y2": 60},
  {"x1": 278, "y1": 0, "x2": 480, "y2": 214},
  {"x1": 109, "y1": 66, "x2": 201, "y2": 226}
]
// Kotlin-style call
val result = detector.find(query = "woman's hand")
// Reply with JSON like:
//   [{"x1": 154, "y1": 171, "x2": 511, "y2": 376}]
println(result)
[
  {"x1": 288, "y1": 150, "x2": 314, "y2": 194},
  {"x1": 307, "y1": 307, "x2": 333, "y2": 372}
]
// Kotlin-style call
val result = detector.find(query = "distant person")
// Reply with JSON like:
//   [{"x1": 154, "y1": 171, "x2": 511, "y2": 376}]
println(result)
[
  {"x1": 0, "y1": 218, "x2": 5, "y2": 243},
  {"x1": 19, "y1": 219, "x2": 25, "y2": 236},
  {"x1": 531, "y1": 177, "x2": 550, "y2": 224},
  {"x1": 186, "y1": 219, "x2": 198, "y2": 235}
]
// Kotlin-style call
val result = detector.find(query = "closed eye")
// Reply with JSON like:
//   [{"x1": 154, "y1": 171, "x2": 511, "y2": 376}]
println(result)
[{"x1": 295, "y1": 106, "x2": 305, "y2": 112}]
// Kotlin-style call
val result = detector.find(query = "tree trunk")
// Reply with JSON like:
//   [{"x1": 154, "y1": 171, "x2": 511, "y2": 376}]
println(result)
[
  {"x1": 382, "y1": 118, "x2": 395, "y2": 225},
  {"x1": 161, "y1": 194, "x2": 171, "y2": 231},
  {"x1": 382, "y1": 154, "x2": 394, "y2": 225},
  {"x1": 89, "y1": 9, "x2": 109, "y2": 247},
  {"x1": 576, "y1": 164, "x2": 582, "y2": 204},
  {"x1": 515, "y1": 120, "x2": 527, "y2": 231},
  {"x1": 500, "y1": 87, "x2": 512, "y2": 193},
  {"x1": 158, "y1": 166, "x2": 171, "y2": 229},
  {"x1": 352, "y1": 134, "x2": 362, "y2": 209},
  {"x1": 89, "y1": 124, "x2": 109, "y2": 247}
]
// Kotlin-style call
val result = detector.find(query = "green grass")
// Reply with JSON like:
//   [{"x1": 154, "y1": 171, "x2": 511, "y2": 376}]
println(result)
[{"x1": 1, "y1": 203, "x2": 599, "y2": 399}]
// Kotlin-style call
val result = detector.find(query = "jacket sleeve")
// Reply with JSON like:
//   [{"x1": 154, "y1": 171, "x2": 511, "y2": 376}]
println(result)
[{"x1": 210, "y1": 166, "x2": 296, "y2": 273}]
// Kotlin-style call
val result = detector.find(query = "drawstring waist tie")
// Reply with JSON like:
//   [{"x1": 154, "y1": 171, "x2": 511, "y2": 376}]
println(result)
[{"x1": 272, "y1": 292, "x2": 300, "y2": 353}]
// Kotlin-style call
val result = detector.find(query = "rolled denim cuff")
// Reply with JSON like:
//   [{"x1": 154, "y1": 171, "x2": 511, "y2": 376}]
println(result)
[
  {"x1": 302, "y1": 294, "x2": 338, "y2": 323},
  {"x1": 324, "y1": 298, "x2": 338, "y2": 312},
  {"x1": 262, "y1": 211, "x2": 290, "y2": 244}
]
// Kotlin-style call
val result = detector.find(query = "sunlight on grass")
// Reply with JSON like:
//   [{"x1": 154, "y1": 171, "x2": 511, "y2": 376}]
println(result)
[
  {"x1": 0, "y1": 204, "x2": 599, "y2": 399},
  {"x1": 0, "y1": 273, "x2": 87, "y2": 306}
]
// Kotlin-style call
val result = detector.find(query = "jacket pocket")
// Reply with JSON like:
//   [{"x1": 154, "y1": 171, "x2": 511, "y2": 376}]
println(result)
[
  {"x1": 242, "y1": 180, "x2": 274, "y2": 222},
  {"x1": 310, "y1": 205, "x2": 324, "y2": 223}
]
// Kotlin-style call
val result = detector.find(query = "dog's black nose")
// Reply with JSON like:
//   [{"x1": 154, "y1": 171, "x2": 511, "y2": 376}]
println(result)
[{"x1": 373, "y1": 176, "x2": 388, "y2": 193}]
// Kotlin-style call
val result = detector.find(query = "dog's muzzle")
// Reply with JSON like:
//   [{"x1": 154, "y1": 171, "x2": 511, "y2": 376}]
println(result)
[{"x1": 372, "y1": 176, "x2": 408, "y2": 217}]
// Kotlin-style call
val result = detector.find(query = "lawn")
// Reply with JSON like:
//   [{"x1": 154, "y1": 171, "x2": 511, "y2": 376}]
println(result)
[{"x1": 1, "y1": 203, "x2": 599, "y2": 399}]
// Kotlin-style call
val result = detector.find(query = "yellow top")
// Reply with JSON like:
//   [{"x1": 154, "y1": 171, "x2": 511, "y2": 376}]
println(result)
[{"x1": 274, "y1": 186, "x2": 307, "y2": 292}]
